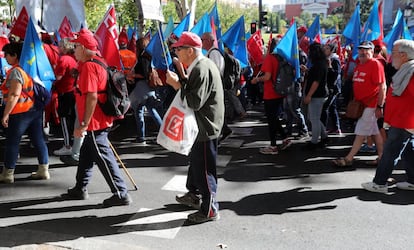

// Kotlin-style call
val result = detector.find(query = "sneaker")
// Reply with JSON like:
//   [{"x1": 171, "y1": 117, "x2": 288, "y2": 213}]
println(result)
[
  {"x1": 259, "y1": 146, "x2": 279, "y2": 155},
  {"x1": 361, "y1": 182, "x2": 388, "y2": 193},
  {"x1": 53, "y1": 146, "x2": 72, "y2": 156},
  {"x1": 103, "y1": 194, "x2": 132, "y2": 207},
  {"x1": 60, "y1": 155, "x2": 79, "y2": 166},
  {"x1": 62, "y1": 187, "x2": 89, "y2": 200},
  {"x1": 359, "y1": 144, "x2": 377, "y2": 153},
  {"x1": 187, "y1": 210, "x2": 220, "y2": 224},
  {"x1": 296, "y1": 132, "x2": 310, "y2": 140},
  {"x1": 279, "y1": 139, "x2": 292, "y2": 151},
  {"x1": 396, "y1": 181, "x2": 414, "y2": 191},
  {"x1": 176, "y1": 192, "x2": 201, "y2": 209},
  {"x1": 327, "y1": 129, "x2": 342, "y2": 135}
]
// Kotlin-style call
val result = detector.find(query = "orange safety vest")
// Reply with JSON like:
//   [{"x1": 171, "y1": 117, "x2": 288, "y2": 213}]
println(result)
[
  {"x1": 119, "y1": 49, "x2": 137, "y2": 74},
  {"x1": 1, "y1": 65, "x2": 34, "y2": 114}
]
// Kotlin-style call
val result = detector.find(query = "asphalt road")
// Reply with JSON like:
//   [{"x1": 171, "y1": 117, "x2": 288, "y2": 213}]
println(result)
[{"x1": 0, "y1": 106, "x2": 414, "y2": 250}]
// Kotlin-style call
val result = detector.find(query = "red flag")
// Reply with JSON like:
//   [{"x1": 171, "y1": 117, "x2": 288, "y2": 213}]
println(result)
[
  {"x1": 94, "y1": 5, "x2": 121, "y2": 70},
  {"x1": 247, "y1": 30, "x2": 264, "y2": 65},
  {"x1": 290, "y1": 17, "x2": 295, "y2": 26},
  {"x1": 9, "y1": 6, "x2": 29, "y2": 39},
  {"x1": 58, "y1": 16, "x2": 73, "y2": 39},
  {"x1": 127, "y1": 31, "x2": 136, "y2": 53},
  {"x1": 210, "y1": 16, "x2": 219, "y2": 49},
  {"x1": 378, "y1": 0, "x2": 384, "y2": 41}
]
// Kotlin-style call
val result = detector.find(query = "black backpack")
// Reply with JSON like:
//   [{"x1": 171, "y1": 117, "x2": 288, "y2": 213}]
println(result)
[
  {"x1": 91, "y1": 59, "x2": 131, "y2": 119},
  {"x1": 211, "y1": 48, "x2": 241, "y2": 90},
  {"x1": 273, "y1": 53, "x2": 295, "y2": 96}
]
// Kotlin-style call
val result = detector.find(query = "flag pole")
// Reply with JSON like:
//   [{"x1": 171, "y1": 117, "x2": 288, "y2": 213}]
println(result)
[{"x1": 157, "y1": 21, "x2": 169, "y2": 69}]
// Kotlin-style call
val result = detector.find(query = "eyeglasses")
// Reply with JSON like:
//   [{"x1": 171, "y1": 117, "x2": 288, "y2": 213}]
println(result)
[
  {"x1": 174, "y1": 46, "x2": 190, "y2": 52},
  {"x1": 74, "y1": 43, "x2": 82, "y2": 49}
]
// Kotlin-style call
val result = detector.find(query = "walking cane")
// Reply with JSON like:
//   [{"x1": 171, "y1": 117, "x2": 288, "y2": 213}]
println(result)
[{"x1": 108, "y1": 141, "x2": 138, "y2": 191}]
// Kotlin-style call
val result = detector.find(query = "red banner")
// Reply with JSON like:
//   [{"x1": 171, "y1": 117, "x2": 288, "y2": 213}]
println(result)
[
  {"x1": 9, "y1": 6, "x2": 29, "y2": 39},
  {"x1": 58, "y1": 16, "x2": 73, "y2": 39},
  {"x1": 94, "y1": 5, "x2": 121, "y2": 69},
  {"x1": 247, "y1": 30, "x2": 263, "y2": 65}
]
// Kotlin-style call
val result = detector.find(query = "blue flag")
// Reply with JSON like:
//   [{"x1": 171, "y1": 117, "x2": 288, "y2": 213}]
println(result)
[
  {"x1": 190, "y1": 12, "x2": 211, "y2": 36},
  {"x1": 360, "y1": 0, "x2": 381, "y2": 42},
  {"x1": 209, "y1": 4, "x2": 224, "y2": 52},
  {"x1": 343, "y1": 4, "x2": 361, "y2": 59},
  {"x1": 145, "y1": 27, "x2": 172, "y2": 70},
  {"x1": 173, "y1": 13, "x2": 190, "y2": 38},
  {"x1": 20, "y1": 17, "x2": 55, "y2": 91},
  {"x1": 384, "y1": 10, "x2": 413, "y2": 54},
  {"x1": 164, "y1": 16, "x2": 174, "y2": 39},
  {"x1": 273, "y1": 22, "x2": 300, "y2": 80},
  {"x1": 222, "y1": 16, "x2": 249, "y2": 68},
  {"x1": 305, "y1": 15, "x2": 321, "y2": 44}
]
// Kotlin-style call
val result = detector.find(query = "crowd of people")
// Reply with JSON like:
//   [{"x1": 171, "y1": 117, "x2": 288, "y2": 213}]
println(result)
[{"x1": 0, "y1": 23, "x2": 414, "y2": 224}]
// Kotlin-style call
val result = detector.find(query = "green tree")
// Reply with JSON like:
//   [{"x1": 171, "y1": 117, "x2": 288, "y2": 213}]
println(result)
[{"x1": 84, "y1": 0, "x2": 113, "y2": 30}]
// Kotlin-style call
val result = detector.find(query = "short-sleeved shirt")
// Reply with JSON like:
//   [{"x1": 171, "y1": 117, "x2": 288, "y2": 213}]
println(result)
[
  {"x1": 75, "y1": 57, "x2": 114, "y2": 131},
  {"x1": 261, "y1": 54, "x2": 283, "y2": 100},
  {"x1": 54, "y1": 54, "x2": 77, "y2": 94},
  {"x1": 304, "y1": 60, "x2": 328, "y2": 98},
  {"x1": 353, "y1": 58, "x2": 385, "y2": 108},
  {"x1": 385, "y1": 77, "x2": 414, "y2": 129}
]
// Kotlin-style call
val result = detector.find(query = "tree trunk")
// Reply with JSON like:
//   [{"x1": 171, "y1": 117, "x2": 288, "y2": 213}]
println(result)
[
  {"x1": 172, "y1": 0, "x2": 187, "y2": 20},
  {"x1": 343, "y1": 0, "x2": 357, "y2": 27}
]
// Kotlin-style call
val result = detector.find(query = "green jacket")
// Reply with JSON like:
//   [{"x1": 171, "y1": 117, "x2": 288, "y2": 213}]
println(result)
[{"x1": 181, "y1": 57, "x2": 224, "y2": 141}]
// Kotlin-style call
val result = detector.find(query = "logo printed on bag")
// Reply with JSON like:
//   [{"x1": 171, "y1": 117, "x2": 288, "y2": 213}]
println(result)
[{"x1": 163, "y1": 107, "x2": 184, "y2": 141}]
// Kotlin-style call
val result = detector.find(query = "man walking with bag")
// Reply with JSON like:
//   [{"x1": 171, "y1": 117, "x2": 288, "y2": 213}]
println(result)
[{"x1": 166, "y1": 32, "x2": 224, "y2": 224}]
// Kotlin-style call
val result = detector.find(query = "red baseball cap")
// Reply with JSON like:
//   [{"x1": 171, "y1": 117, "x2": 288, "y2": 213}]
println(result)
[
  {"x1": 72, "y1": 28, "x2": 99, "y2": 52},
  {"x1": 172, "y1": 32, "x2": 202, "y2": 48},
  {"x1": 297, "y1": 26, "x2": 307, "y2": 33},
  {"x1": 118, "y1": 30, "x2": 128, "y2": 46}
]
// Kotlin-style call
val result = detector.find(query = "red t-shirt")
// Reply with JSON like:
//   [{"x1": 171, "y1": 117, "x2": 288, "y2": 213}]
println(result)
[
  {"x1": 384, "y1": 77, "x2": 414, "y2": 129},
  {"x1": 260, "y1": 54, "x2": 283, "y2": 100},
  {"x1": 352, "y1": 58, "x2": 385, "y2": 108},
  {"x1": 54, "y1": 54, "x2": 77, "y2": 94},
  {"x1": 43, "y1": 44, "x2": 60, "y2": 70},
  {"x1": 75, "y1": 57, "x2": 114, "y2": 131}
]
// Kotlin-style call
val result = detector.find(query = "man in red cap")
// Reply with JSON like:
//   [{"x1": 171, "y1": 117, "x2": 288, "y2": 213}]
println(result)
[
  {"x1": 297, "y1": 26, "x2": 309, "y2": 54},
  {"x1": 62, "y1": 28, "x2": 132, "y2": 207},
  {"x1": 166, "y1": 31, "x2": 224, "y2": 224}
]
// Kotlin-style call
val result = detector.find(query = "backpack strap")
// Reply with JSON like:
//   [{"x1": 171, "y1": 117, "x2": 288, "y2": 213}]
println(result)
[{"x1": 90, "y1": 59, "x2": 109, "y2": 94}]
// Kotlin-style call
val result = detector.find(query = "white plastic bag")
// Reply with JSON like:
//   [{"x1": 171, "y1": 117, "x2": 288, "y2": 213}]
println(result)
[{"x1": 157, "y1": 90, "x2": 199, "y2": 155}]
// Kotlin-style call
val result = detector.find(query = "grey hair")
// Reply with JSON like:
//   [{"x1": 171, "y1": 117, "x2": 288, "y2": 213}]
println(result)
[
  {"x1": 59, "y1": 38, "x2": 75, "y2": 53},
  {"x1": 394, "y1": 39, "x2": 414, "y2": 60},
  {"x1": 193, "y1": 47, "x2": 202, "y2": 55}
]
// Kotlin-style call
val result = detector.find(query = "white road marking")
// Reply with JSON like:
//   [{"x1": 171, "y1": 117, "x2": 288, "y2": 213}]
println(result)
[
  {"x1": 114, "y1": 208, "x2": 189, "y2": 239},
  {"x1": 162, "y1": 175, "x2": 187, "y2": 192}
]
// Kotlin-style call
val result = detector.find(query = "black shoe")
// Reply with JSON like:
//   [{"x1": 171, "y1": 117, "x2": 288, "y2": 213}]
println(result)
[
  {"x1": 62, "y1": 187, "x2": 89, "y2": 200},
  {"x1": 304, "y1": 142, "x2": 319, "y2": 150},
  {"x1": 103, "y1": 194, "x2": 132, "y2": 207},
  {"x1": 318, "y1": 138, "x2": 329, "y2": 148},
  {"x1": 60, "y1": 155, "x2": 79, "y2": 166}
]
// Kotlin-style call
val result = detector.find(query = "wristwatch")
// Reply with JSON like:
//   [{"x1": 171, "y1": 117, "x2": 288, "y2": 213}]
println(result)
[
  {"x1": 376, "y1": 105, "x2": 384, "y2": 109},
  {"x1": 81, "y1": 121, "x2": 88, "y2": 127}
]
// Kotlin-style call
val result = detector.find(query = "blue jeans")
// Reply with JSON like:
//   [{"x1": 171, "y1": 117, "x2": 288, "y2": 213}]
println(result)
[
  {"x1": 4, "y1": 109, "x2": 48, "y2": 169},
  {"x1": 284, "y1": 92, "x2": 308, "y2": 135},
  {"x1": 321, "y1": 93, "x2": 341, "y2": 131},
  {"x1": 373, "y1": 127, "x2": 414, "y2": 185},
  {"x1": 308, "y1": 97, "x2": 327, "y2": 144},
  {"x1": 129, "y1": 80, "x2": 162, "y2": 141}
]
